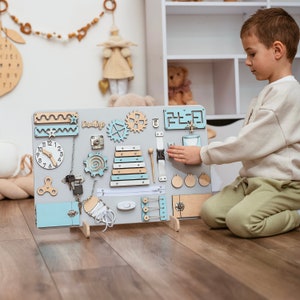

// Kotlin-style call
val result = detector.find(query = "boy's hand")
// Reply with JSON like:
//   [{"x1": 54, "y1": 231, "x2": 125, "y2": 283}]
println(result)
[{"x1": 167, "y1": 145, "x2": 202, "y2": 165}]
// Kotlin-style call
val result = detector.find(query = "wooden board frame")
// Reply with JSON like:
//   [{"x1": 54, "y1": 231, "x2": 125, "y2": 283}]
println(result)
[{"x1": 32, "y1": 106, "x2": 212, "y2": 233}]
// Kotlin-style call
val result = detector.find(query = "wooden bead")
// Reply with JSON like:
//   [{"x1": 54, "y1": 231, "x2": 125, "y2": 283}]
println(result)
[{"x1": 20, "y1": 23, "x2": 32, "y2": 35}]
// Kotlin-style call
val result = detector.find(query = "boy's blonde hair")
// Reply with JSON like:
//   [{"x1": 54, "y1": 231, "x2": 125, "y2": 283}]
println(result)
[{"x1": 240, "y1": 8, "x2": 300, "y2": 62}]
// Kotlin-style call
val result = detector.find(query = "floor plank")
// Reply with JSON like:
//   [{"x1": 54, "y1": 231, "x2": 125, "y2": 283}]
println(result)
[
  {"x1": 97, "y1": 224, "x2": 264, "y2": 300},
  {"x1": 166, "y1": 219, "x2": 300, "y2": 300},
  {"x1": 251, "y1": 229, "x2": 300, "y2": 265},
  {"x1": 1, "y1": 198, "x2": 299, "y2": 300},
  {"x1": 0, "y1": 200, "x2": 32, "y2": 241},
  {"x1": 0, "y1": 239, "x2": 61, "y2": 300},
  {"x1": 52, "y1": 266, "x2": 161, "y2": 300},
  {"x1": 38, "y1": 237, "x2": 127, "y2": 273}
]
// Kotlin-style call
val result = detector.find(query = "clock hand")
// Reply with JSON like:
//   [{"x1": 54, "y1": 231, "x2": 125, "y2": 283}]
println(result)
[
  {"x1": 42, "y1": 148, "x2": 57, "y2": 167},
  {"x1": 41, "y1": 148, "x2": 51, "y2": 156},
  {"x1": 49, "y1": 155, "x2": 57, "y2": 167}
]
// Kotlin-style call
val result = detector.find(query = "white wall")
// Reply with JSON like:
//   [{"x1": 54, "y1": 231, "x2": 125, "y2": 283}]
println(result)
[{"x1": 0, "y1": 0, "x2": 146, "y2": 155}]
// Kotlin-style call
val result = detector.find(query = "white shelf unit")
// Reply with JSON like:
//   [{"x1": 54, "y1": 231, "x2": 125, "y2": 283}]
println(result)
[
  {"x1": 145, "y1": 0, "x2": 300, "y2": 120},
  {"x1": 145, "y1": 0, "x2": 300, "y2": 190}
]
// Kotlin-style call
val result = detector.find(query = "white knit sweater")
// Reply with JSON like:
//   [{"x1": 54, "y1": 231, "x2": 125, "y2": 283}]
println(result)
[{"x1": 201, "y1": 76, "x2": 300, "y2": 180}]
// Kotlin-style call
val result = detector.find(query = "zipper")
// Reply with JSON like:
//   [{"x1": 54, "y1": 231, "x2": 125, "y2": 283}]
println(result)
[{"x1": 97, "y1": 185, "x2": 166, "y2": 197}]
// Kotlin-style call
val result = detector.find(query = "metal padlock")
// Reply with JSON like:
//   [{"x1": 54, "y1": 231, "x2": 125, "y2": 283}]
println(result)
[{"x1": 73, "y1": 184, "x2": 83, "y2": 196}]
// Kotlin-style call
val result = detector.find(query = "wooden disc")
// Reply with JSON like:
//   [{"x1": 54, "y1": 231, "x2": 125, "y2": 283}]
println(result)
[
  {"x1": 171, "y1": 174, "x2": 183, "y2": 188},
  {"x1": 184, "y1": 174, "x2": 196, "y2": 188},
  {"x1": 0, "y1": 35, "x2": 23, "y2": 97},
  {"x1": 199, "y1": 173, "x2": 211, "y2": 187}
]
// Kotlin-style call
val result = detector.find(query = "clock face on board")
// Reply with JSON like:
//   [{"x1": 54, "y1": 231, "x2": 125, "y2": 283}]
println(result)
[{"x1": 35, "y1": 140, "x2": 64, "y2": 170}]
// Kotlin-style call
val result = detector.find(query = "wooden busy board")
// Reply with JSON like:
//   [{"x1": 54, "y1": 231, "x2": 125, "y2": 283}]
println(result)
[{"x1": 32, "y1": 106, "x2": 212, "y2": 230}]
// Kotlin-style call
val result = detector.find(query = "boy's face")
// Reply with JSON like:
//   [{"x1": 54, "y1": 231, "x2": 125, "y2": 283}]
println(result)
[{"x1": 241, "y1": 33, "x2": 278, "y2": 83}]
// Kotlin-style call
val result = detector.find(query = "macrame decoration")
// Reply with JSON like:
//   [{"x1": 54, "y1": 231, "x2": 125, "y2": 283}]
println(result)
[
  {"x1": 0, "y1": 0, "x2": 117, "y2": 96},
  {"x1": 5, "y1": 0, "x2": 116, "y2": 42}
]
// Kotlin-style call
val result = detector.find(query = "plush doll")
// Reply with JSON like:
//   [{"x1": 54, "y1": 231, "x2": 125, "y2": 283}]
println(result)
[
  {"x1": 168, "y1": 65, "x2": 197, "y2": 106},
  {"x1": 108, "y1": 93, "x2": 156, "y2": 107},
  {"x1": 98, "y1": 25, "x2": 137, "y2": 96}
]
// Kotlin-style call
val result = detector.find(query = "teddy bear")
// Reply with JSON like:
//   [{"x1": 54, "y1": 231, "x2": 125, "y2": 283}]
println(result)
[
  {"x1": 108, "y1": 93, "x2": 156, "y2": 107},
  {"x1": 168, "y1": 65, "x2": 197, "y2": 106}
]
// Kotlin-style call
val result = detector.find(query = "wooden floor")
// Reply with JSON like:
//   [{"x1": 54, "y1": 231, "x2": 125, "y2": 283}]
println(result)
[{"x1": 0, "y1": 198, "x2": 300, "y2": 300}]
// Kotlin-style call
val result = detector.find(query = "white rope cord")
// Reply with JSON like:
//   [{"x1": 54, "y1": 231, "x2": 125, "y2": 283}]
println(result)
[{"x1": 86, "y1": 199, "x2": 116, "y2": 231}]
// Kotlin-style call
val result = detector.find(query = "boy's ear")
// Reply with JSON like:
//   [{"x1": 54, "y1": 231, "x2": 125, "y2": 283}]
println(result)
[{"x1": 273, "y1": 41, "x2": 285, "y2": 59}]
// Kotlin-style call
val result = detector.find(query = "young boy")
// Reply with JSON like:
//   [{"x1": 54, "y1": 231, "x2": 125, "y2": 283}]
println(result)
[{"x1": 167, "y1": 8, "x2": 300, "y2": 238}]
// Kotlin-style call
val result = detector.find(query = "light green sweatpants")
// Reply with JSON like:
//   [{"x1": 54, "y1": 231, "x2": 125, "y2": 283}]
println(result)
[{"x1": 200, "y1": 176, "x2": 300, "y2": 238}]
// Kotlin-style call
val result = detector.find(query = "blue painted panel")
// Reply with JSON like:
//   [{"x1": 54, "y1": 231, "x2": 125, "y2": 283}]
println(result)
[
  {"x1": 164, "y1": 107, "x2": 206, "y2": 130},
  {"x1": 182, "y1": 134, "x2": 201, "y2": 146},
  {"x1": 34, "y1": 124, "x2": 79, "y2": 137},
  {"x1": 36, "y1": 202, "x2": 80, "y2": 228},
  {"x1": 114, "y1": 156, "x2": 144, "y2": 163},
  {"x1": 159, "y1": 196, "x2": 167, "y2": 221},
  {"x1": 111, "y1": 174, "x2": 149, "y2": 181}
]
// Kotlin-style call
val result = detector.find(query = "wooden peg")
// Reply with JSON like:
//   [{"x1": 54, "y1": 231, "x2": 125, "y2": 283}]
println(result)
[{"x1": 148, "y1": 148, "x2": 155, "y2": 183}]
